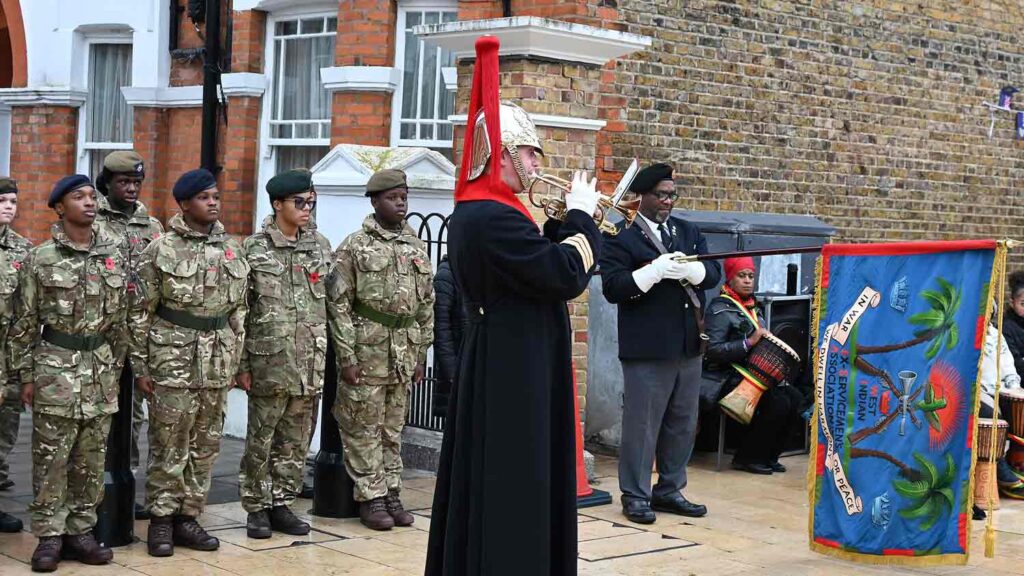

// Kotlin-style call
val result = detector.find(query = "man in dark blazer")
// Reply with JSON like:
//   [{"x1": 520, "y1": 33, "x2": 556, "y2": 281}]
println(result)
[{"x1": 600, "y1": 163, "x2": 722, "y2": 524}]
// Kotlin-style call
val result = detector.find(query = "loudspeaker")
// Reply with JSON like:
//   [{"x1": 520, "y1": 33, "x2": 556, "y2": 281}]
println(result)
[{"x1": 761, "y1": 293, "x2": 814, "y2": 453}]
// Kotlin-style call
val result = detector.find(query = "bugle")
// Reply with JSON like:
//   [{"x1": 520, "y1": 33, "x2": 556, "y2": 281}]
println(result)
[{"x1": 527, "y1": 160, "x2": 641, "y2": 236}]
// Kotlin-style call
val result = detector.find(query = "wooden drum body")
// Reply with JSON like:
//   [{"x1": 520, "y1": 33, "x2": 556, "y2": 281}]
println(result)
[
  {"x1": 974, "y1": 418, "x2": 1008, "y2": 510},
  {"x1": 719, "y1": 333, "x2": 801, "y2": 425}
]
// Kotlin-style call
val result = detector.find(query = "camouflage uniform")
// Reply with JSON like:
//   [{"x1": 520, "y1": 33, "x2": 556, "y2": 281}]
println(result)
[
  {"x1": 94, "y1": 193, "x2": 163, "y2": 469},
  {"x1": 8, "y1": 223, "x2": 129, "y2": 537},
  {"x1": 130, "y1": 213, "x2": 248, "y2": 518},
  {"x1": 0, "y1": 224, "x2": 31, "y2": 487},
  {"x1": 326, "y1": 214, "x2": 434, "y2": 502},
  {"x1": 237, "y1": 216, "x2": 332, "y2": 512}
]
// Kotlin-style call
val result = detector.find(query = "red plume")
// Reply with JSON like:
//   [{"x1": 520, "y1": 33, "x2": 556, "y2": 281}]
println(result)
[{"x1": 454, "y1": 35, "x2": 534, "y2": 223}]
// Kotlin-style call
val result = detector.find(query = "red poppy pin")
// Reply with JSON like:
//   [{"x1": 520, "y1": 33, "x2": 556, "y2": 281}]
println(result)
[
  {"x1": 151, "y1": 232, "x2": 160, "y2": 240},
  {"x1": 225, "y1": 248, "x2": 236, "y2": 261},
  {"x1": 12, "y1": 260, "x2": 21, "y2": 271},
  {"x1": 104, "y1": 257, "x2": 116, "y2": 271},
  {"x1": 309, "y1": 271, "x2": 321, "y2": 283}
]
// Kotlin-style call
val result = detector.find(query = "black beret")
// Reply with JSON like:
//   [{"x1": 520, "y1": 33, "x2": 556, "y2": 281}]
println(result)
[
  {"x1": 0, "y1": 178, "x2": 16, "y2": 195},
  {"x1": 365, "y1": 168, "x2": 407, "y2": 197},
  {"x1": 267, "y1": 169, "x2": 313, "y2": 200},
  {"x1": 629, "y1": 163, "x2": 674, "y2": 194},
  {"x1": 173, "y1": 168, "x2": 217, "y2": 202},
  {"x1": 48, "y1": 174, "x2": 93, "y2": 208}
]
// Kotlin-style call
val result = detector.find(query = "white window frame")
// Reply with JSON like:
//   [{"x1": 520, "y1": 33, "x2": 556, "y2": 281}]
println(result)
[
  {"x1": 256, "y1": 4, "x2": 337, "y2": 224},
  {"x1": 76, "y1": 34, "x2": 134, "y2": 176},
  {"x1": 391, "y1": 0, "x2": 458, "y2": 151}
]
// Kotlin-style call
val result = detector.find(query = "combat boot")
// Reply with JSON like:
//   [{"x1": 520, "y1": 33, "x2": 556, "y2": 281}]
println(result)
[
  {"x1": 268, "y1": 505, "x2": 310, "y2": 535},
  {"x1": 247, "y1": 509, "x2": 272, "y2": 539},
  {"x1": 61, "y1": 532, "x2": 113, "y2": 565},
  {"x1": 173, "y1": 515, "x2": 219, "y2": 551},
  {"x1": 147, "y1": 515, "x2": 174, "y2": 557},
  {"x1": 30, "y1": 536, "x2": 61, "y2": 572},
  {"x1": 0, "y1": 510, "x2": 22, "y2": 532},
  {"x1": 384, "y1": 490, "x2": 415, "y2": 527},
  {"x1": 359, "y1": 497, "x2": 395, "y2": 531}
]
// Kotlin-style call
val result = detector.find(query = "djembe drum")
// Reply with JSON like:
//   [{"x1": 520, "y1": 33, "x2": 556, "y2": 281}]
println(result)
[
  {"x1": 975, "y1": 418, "x2": 1008, "y2": 509},
  {"x1": 719, "y1": 332, "x2": 801, "y2": 425},
  {"x1": 998, "y1": 391, "x2": 1024, "y2": 471}
]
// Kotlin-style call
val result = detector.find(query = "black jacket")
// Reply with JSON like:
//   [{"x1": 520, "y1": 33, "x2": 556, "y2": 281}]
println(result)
[
  {"x1": 433, "y1": 256, "x2": 466, "y2": 384},
  {"x1": 600, "y1": 215, "x2": 722, "y2": 360},
  {"x1": 703, "y1": 295, "x2": 764, "y2": 388},
  {"x1": 1003, "y1": 310, "x2": 1024, "y2": 378}
]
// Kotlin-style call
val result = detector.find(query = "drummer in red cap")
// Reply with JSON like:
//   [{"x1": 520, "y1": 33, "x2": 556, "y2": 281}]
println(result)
[{"x1": 703, "y1": 257, "x2": 805, "y2": 474}]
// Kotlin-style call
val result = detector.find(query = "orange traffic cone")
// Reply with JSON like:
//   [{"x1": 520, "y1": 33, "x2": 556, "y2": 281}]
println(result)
[{"x1": 573, "y1": 366, "x2": 611, "y2": 508}]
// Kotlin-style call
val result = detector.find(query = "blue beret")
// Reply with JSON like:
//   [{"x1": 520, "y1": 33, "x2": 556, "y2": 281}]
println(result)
[
  {"x1": 48, "y1": 174, "x2": 93, "y2": 208},
  {"x1": 173, "y1": 168, "x2": 217, "y2": 202}
]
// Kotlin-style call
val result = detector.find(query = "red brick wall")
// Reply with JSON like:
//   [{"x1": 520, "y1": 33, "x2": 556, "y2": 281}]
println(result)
[
  {"x1": 330, "y1": 0, "x2": 396, "y2": 147},
  {"x1": 9, "y1": 106, "x2": 78, "y2": 242},
  {"x1": 220, "y1": 96, "x2": 261, "y2": 235},
  {"x1": 131, "y1": 107, "x2": 172, "y2": 224},
  {"x1": 231, "y1": 9, "x2": 266, "y2": 74}
]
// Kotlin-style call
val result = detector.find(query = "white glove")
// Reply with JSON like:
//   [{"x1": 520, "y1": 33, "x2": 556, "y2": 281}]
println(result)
[
  {"x1": 632, "y1": 253, "x2": 686, "y2": 292},
  {"x1": 564, "y1": 170, "x2": 600, "y2": 217},
  {"x1": 680, "y1": 261, "x2": 706, "y2": 285}
]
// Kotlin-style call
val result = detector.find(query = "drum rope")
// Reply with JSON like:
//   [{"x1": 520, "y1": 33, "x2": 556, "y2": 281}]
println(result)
[{"x1": 985, "y1": 241, "x2": 1010, "y2": 557}]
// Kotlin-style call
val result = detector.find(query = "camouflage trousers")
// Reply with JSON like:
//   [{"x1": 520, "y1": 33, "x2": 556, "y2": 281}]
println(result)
[
  {"x1": 29, "y1": 412, "x2": 112, "y2": 537},
  {"x1": 146, "y1": 386, "x2": 227, "y2": 518},
  {"x1": 238, "y1": 394, "x2": 316, "y2": 512},
  {"x1": 334, "y1": 381, "x2": 408, "y2": 502},
  {"x1": 0, "y1": 383, "x2": 22, "y2": 483}
]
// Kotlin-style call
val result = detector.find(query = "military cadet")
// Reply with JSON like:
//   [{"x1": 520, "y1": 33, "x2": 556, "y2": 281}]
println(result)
[
  {"x1": 0, "y1": 177, "x2": 30, "y2": 534},
  {"x1": 9, "y1": 175, "x2": 129, "y2": 571},
  {"x1": 130, "y1": 169, "x2": 249, "y2": 556},
  {"x1": 94, "y1": 150, "x2": 163, "y2": 518},
  {"x1": 326, "y1": 168, "x2": 434, "y2": 531},
  {"x1": 236, "y1": 169, "x2": 332, "y2": 538}
]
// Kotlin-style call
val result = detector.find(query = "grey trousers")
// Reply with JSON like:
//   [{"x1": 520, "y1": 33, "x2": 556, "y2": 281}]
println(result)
[{"x1": 618, "y1": 354, "x2": 702, "y2": 502}]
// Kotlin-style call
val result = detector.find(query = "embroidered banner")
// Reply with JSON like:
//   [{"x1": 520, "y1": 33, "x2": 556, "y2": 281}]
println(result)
[{"x1": 809, "y1": 240, "x2": 998, "y2": 565}]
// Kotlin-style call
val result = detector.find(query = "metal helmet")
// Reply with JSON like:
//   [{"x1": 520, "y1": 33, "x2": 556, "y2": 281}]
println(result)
[{"x1": 468, "y1": 101, "x2": 542, "y2": 189}]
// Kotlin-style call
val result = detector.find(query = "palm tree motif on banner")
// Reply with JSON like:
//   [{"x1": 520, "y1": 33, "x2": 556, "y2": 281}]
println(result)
[
  {"x1": 849, "y1": 278, "x2": 963, "y2": 445},
  {"x1": 849, "y1": 450, "x2": 957, "y2": 531}
]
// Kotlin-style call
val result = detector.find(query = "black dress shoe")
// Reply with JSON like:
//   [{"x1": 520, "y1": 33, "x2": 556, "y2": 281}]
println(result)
[
  {"x1": 621, "y1": 499, "x2": 656, "y2": 524},
  {"x1": 651, "y1": 495, "x2": 707, "y2": 518},
  {"x1": 732, "y1": 461, "x2": 773, "y2": 475},
  {"x1": 769, "y1": 461, "x2": 787, "y2": 473}
]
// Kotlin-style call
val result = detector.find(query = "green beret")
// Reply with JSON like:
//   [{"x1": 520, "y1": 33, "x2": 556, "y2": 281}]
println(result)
[
  {"x1": 267, "y1": 169, "x2": 313, "y2": 200},
  {"x1": 0, "y1": 178, "x2": 16, "y2": 195},
  {"x1": 365, "y1": 168, "x2": 407, "y2": 197},
  {"x1": 103, "y1": 150, "x2": 145, "y2": 176}
]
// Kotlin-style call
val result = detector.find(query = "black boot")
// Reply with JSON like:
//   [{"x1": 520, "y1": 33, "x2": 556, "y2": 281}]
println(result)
[
  {"x1": 172, "y1": 515, "x2": 219, "y2": 551},
  {"x1": 0, "y1": 510, "x2": 22, "y2": 533},
  {"x1": 147, "y1": 516, "x2": 174, "y2": 557},
  {"x1": 269, "y1": 505, "x2": 310, "y2": 535},
  {"x1": 246, "y1": 509, "x2": 272, "y2": 539}
]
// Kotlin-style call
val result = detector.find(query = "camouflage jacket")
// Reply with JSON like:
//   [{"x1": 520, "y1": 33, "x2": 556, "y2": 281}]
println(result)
[
  {"x1": 95, "y1": 195, "x2": 163, "y2": 296},
  {"x1": 239, "y1": 216, "x2": 333, "y2": 396},
  {"x1": 327, "y1": 214, "x2": 434, "y2": 385},
  {"x1": 8, "y1": 223, "x2": 129, "y2": 419},
  {"x1": 129, "y1": 213, "x2": 249, "y2": 389},
  {"x1": 0, "y1": 225, "x2": 31, "y2": 386}
]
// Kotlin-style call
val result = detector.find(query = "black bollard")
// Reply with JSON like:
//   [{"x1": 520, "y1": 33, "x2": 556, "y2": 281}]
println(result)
[
  {"x1": 94, "y1": 360, "x2": 136, "y2": 547},
  {"x1": 311, "y1": 340, "x2": 358, "y2": 518}
]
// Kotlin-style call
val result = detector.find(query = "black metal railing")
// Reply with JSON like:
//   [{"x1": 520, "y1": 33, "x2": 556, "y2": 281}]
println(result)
[{"x1": 405, "y1": 211, "x2": 449, "y2": 431}]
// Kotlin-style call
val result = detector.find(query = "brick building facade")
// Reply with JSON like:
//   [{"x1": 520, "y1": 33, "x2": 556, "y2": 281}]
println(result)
[{"x1": 1, "y1": 0, "x2": 1022, "y2": 427}]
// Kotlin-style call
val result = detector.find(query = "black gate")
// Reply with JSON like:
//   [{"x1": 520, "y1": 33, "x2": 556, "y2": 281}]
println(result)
[{"x1": 405, "y1": 211, "x2": 449, "y2": 431}]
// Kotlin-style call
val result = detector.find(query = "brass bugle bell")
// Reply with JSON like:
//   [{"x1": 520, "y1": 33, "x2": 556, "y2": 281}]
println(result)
[{"x1": 527, "y1": 171, "x2": 640, "y2": 236}]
